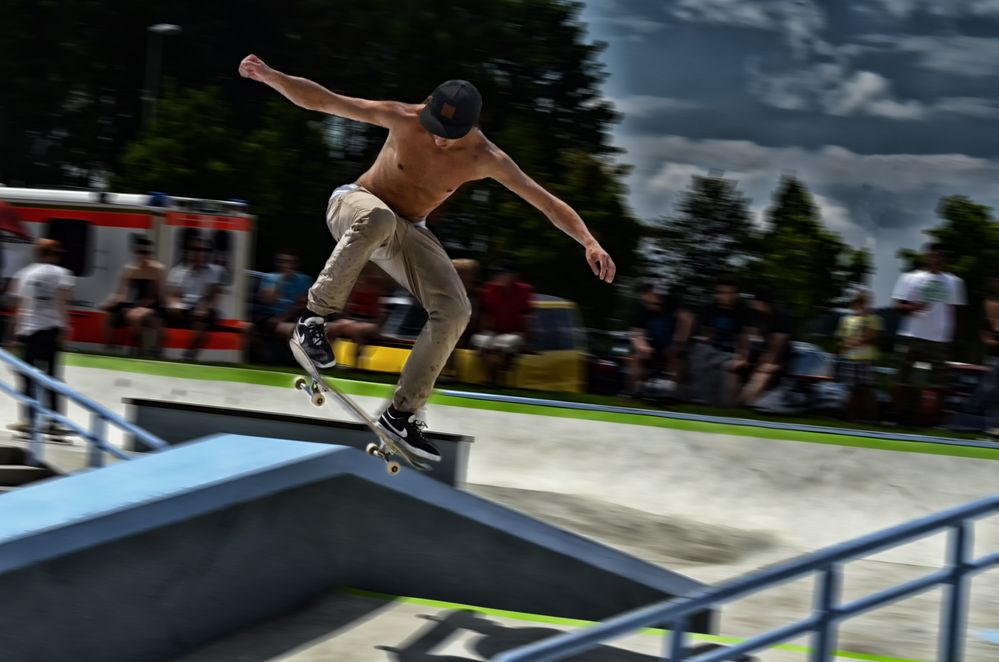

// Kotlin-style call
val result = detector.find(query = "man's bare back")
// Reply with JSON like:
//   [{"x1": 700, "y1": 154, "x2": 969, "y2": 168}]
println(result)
[{"x1": 358, "y1": 111, "x2": 492, "y2": 220}]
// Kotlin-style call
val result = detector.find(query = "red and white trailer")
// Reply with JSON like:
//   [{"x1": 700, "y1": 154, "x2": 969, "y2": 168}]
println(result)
[{"x1": 0, "y1": 187, "x2": 253, "y2": 363}]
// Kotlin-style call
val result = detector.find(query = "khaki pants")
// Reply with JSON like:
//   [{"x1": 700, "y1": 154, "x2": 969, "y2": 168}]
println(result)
[{"x1": 308, "y1": 185, "x2": 471, "y2": 412}]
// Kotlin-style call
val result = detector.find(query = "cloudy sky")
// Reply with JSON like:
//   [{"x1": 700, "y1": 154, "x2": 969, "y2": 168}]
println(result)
[{"x1": 578, "y1": 0, "x2": 999, "y2": 303}]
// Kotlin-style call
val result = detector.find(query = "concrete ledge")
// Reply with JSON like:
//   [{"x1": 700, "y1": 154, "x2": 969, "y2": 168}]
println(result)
[
  {"x1": 0, "y1": 436, "x2": 710, "y2": 661},
  {"x1": 124, "y1": 397, "x2": 472, "y2": 486}
]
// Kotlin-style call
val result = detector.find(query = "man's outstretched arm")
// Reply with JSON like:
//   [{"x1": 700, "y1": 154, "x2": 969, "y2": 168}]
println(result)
[
  {"x1": 238, "y1": 54, "x2": 405, "y2": 128},
  {"x1": 489, "y1": 150, "x2": 616, "y2": 283}
]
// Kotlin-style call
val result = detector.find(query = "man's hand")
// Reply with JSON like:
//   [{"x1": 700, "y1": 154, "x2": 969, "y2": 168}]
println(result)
[
  {"x1": 239, "y1": 54, "x2": 273, "y2": 83},
  {"x1": 585, "y1": 242, "x2": 616, "y2": 283}
]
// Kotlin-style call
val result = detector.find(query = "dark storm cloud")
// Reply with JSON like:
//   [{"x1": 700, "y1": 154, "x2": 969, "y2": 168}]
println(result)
[{"x1": 579, "y1": 0, "x2": 999, "y2": 302}]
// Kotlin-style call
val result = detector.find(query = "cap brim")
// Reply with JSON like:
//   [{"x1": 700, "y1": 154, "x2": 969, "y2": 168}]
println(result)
[{"x1": 419, "y1": 106, "x2": 471, "y2": 139}]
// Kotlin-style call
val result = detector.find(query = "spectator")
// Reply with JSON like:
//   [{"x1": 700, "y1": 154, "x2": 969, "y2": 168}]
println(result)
[
  {"x1": 250, "y1": 250, "x2": 312, "y2": 363},
  {"x1": 625, "y1": 282, "x2": 693, "y2": 398},
  {"x1": 736, "y1": 287, "x2": 794, "y2": 406},
  {"x1": 327, "y1": 264, "x2": 388, "y2": 365},
  {"x1": 890, "y1": 242, "x2": 966, "y2": 426},
  {"x1": 836, "y1": 290, "x2": 883, "y2": 421},
  {"x1": 690, "y1": 278, "x2": 750, "y2": 407},
  {"x1": 440, "y1": 258, "x2": 482, "y2": 382},
  {"x1": 472, "y1": 265, "x2": 534, "y2": 386},
  {"x1": 6, "y1": 239, "x2": 74, "y2": 435},
  {"x1": 451, "y1": 258, "x2": 482, "y2": 348},
  {"x1": 165, "y1": 238, "x2": 225, "y2": 361},
  {"x1": 100, "y1": 235, "x2": 165, "y2": 357},
  {"x1": 980, "y1": 273, "x2": 999, "y2": 439}
]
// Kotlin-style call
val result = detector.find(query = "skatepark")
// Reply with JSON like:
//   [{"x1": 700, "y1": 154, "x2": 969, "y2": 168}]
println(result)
[{"x1": 1, "y1": 354, "x2": 997, "y2": 661}]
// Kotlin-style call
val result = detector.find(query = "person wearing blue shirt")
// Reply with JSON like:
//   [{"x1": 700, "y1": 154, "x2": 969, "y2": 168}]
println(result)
[{"x1": 251, "y1": 251, "x2": 313, "y2": 363}]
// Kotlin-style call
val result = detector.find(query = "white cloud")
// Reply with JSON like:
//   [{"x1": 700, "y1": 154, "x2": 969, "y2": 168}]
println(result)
[
  {"x1": 934, "y1": 97, "x2": 999, "y2": 118},
  {"x1": 670, "y1": 0, "x2": 826, "y2": 59},
  {"x1": 647, "y1": 163, "x2": 707, "y2": 196},
  {"x1": 616, "y1": 134, "x2": 999, "y2": 222},
  {"x1": 610, "y1": 95, "x2": 701, "y2": 117},
  {"x1": 824, "y1": 70, "x2": 926, "y2": 119},
  {"x1": 614, "y1": 134, "x2": 999, "y2": 303},
  {"x1": 751, "y1": 63, "x2": 928, "y2": 120},
  {"x1": 751, "y1": 65, "x2": 998, "y2": 120},
  {"x1": 859, "y1": 34, "x2": 999, "y2": 78},
  {"x1": 865, "y1": 0, "x2": 999, "y2": 18},
  {"x1": 585, "y1": 15, "x2": 668, "y2": 34},
  {"x1": 671, "y1": 0, "x2": 774, "y2": 29},
  {"x1": 813, "y1": 193, "x2": 865, "y2": 243}
]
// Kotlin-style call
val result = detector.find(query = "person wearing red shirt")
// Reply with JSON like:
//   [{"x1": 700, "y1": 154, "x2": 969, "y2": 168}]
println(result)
[
  {"x1": 472, "y1": 265, "x2": 534, "y2": 385},
  {"x1": 327, "y1": 265, "x2": 388, "y2": 364}
]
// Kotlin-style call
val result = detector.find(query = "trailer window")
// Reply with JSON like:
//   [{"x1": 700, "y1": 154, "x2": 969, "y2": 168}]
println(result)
[
  {"x1": 174, "y1": 228, "x2": 204, "y2": 266},
  {"x1": 210, "y1": 230, "x2": 234, "y2": 285},
  {"x1": 45, "y1": 218, "x2": 93, "y2": 277}
]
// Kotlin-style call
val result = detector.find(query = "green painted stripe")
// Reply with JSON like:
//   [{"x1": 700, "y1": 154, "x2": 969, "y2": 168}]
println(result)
[
  {"x1": 63, "y1": 353, "x2": 999, "y2": 461},
  {"x1": 341, "y1": 588, "x2": 927, "y2": 662}
]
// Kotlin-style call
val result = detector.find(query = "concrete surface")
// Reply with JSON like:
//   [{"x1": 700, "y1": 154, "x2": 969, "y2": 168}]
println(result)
[
  {"x1": 0, "y1": 435, "x2": 707, "y2": 661},
  {"x1": 1, "y1": 363, "x2": 998, "y2": 660},
  {"x1": 178, "y1": 591, "x2": 853, "y2": 662}
]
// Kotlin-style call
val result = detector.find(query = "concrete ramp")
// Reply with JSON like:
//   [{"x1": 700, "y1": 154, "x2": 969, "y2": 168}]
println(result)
[{"x1": 0, "y1": 435, "x2": 709, "y2": 661}]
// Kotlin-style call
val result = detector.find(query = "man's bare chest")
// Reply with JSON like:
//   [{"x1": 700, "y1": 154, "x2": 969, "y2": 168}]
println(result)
[{"x1": 388, "y1": 146, "x2": 480, "y2": 194}]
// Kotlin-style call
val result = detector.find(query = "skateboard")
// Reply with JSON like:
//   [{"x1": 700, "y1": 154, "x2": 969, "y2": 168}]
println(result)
[{"x1": 289, "y1": 340, "x2": 431, "y2": 475}]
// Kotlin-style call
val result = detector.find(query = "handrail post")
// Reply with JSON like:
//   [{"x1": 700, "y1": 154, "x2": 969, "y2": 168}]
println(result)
[
  {"x1": 88, "y1": 414, "x2": 107, "y2": 468},
  {"x1": 666, "y1": 616, "x2": 688, "y2": 661},
  {"x1": 26, "y1": 378, "x2": 42, "y2": 466},
  {"x1": 939, "y1": 521, "x2": 972, "y2": 662},
  {"x1": 811, "y1": 564, "x2": 841, "y2": 662}
]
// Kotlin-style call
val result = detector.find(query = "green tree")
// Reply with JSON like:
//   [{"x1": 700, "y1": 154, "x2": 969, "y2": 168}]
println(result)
[
  {"x1": 647, "y1": 174, "x2": 756, "y2": 303},
  {"x1": 896, "y1": 195, "x2": 999, "y2": 360},
  {"x1": 115, "y1": 87, "x2": 248, "y2": 198},
  {"x1": 9, "y1": 0, "x2": 638, "y2": 325},
  {"x1": 758, "y1": 176, "x2": 867, "y2": 325}
]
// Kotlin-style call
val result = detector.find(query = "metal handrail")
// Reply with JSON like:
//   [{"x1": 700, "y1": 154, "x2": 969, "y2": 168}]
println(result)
[
  {"x1": 496, "y1": 494, "x2": 999, "y2": 662},
  {"x1": 0, "y1": 348, "x2": 167, "y2": 467}
]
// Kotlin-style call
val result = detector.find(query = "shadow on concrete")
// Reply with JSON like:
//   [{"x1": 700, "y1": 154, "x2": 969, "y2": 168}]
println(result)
[
  {"x1": 176, "y1": 592, "x2": 396, "y2": 661},
  {"x1": 378, "y1": 609, "x2": 655, "y2": 661}
]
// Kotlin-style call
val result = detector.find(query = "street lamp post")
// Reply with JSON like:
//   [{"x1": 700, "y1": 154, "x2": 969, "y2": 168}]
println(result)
[{"x1": 142, "y1": 23, "x2": 182, "y2": 126}]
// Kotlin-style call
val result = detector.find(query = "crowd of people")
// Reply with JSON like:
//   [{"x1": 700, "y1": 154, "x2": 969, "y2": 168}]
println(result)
[
  {"x1": 626, "y1": 242, "x2": 998, "y2": 430},
  {"x1": 100, "y1": 234, "x2": 225, "y2": 360},
  {"x1": 247, "y1": 253, "x2": 536, "y2": 388},
  {"x1": 6, "y1": 232, "x2": 998, "y2": 435}
]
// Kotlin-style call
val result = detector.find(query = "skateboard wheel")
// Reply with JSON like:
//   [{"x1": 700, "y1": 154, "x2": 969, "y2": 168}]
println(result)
[
  {"x1": 365, "y1": 442, "x2": 379, "y2": 456},
  {"x1": 387, "y1": 462, "x2": 401, "y2": 475},
  {"x1": 294, "y1": 377, "x2": 308, "y2": 391},
  {"x1": 311, "y1": 392, "x2": 326, "y2": 407}
]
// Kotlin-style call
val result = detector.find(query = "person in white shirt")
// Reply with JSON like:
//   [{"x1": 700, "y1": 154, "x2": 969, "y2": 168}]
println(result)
[
  {"x1": 890, "y1": 242, "x2": 966, "y2": 425},
  {"x1": 7, "y1": 239, "x2": 75, "y2": 434},
  {"x1": 165, "y1": 238, "x2": 224, "y2": 361}
]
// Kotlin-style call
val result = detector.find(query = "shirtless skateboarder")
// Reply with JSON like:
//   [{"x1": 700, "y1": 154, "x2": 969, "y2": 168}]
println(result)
[{"x1": 239, "y1": 54, "x2": 616, "y2": 462}]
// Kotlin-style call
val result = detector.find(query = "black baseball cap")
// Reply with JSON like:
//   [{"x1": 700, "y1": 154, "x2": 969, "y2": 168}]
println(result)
[{"x1": 419, "y1": 80, "x2": 482, "y2": 139}]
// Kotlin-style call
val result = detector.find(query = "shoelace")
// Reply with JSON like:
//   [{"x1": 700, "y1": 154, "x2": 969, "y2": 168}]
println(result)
[
  {"x1": 405, "y1": 414, "x2": 428, "y2": 434},
  {"x1": 306, "y1": 324, "x2": 325, "y2": 348}
]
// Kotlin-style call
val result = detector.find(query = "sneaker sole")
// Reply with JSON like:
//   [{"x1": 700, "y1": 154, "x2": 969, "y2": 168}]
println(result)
[
  {"x1": 290, "y1": 337, "x2": 337, "y2": 370},
  {"x1": 376, "y1": 422, "x2": 442, "y2": 463}
]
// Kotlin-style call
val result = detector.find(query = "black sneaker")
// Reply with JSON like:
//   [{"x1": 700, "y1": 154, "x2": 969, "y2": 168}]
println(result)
[
  {"x1": 292, "y1": 316, "x2": 336, "y2": 369},
  {"x1": 377, "y1": 406, "x2": 441, "y2": 462}
]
